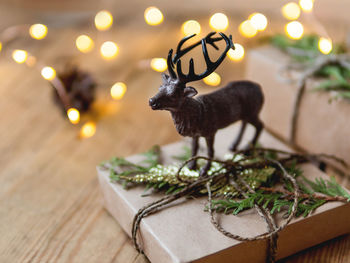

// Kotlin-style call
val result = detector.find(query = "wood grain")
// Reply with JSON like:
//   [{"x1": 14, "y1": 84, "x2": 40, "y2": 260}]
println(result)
[{"x1": 0, "y1": 17, "x2": 349, "y2": 263}]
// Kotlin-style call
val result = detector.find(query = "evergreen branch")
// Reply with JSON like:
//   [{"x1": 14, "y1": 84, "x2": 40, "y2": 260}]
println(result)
[
  {"x1": 172, "y1": 145, "x2": 192, "y2": 162},
  {"x1": 212, "y1": 176, "x2": 349, "y2": 218},
  {"x1": 105, "y1": 148, "x2": 276, "y2": 196},
  {"x1": 211, "y1": 191, "x2": 328, "y2": 218},
  {"x1": 301, "y1": 176, "x2": 350, "y2": 201},
  {"x1": 104, "y1": 146, "x2": 162, "y2": 188},
  {"x1": 270, "y1": 34, "x2": 350, "y2": 101},
  {"x1": 259, "y1": 187, "x2": 348, "y2": 202},
  {"x1": 105, "y1": 146, "x2": 350, "y2": 219}
]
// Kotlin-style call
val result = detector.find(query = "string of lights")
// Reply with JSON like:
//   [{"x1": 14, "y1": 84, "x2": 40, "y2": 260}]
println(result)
[
  {"x1": 0, "y1": 0, "x2": 335, "y2": 139},
  {"x1": 282, "y1": 0, "x2": 333, "y2": 55}
]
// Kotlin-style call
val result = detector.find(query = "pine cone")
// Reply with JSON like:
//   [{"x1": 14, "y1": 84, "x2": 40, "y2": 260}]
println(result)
[{"x1": 52, "y1": 66, "x2": 96, "y2": 113}]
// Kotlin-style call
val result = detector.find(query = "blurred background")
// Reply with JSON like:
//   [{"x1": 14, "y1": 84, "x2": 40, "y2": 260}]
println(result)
[
  {"x1": 1, "y1": 0, "x2": 350, "y2": 262},
  {"x1": 1, "y1": 0, "x2": 349, "y2": 138}
]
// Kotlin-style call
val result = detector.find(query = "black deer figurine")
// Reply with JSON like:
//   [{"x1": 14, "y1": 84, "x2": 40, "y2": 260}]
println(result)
[{"x1": 149, "y1": 32, "x2": 264, "y2": 175}]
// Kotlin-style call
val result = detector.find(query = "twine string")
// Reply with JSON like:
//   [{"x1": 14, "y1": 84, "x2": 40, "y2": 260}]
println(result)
[
  {"x1": 206, "y1": 158, "x2": 299, "y2": 263},
  {"x1": 131, "y1": 152, "x2": 304, "y2": 263},
  {"x1": 129, "y1": 149, "x2": 349, "y2": 262},
  {"x1": 131, "y1": 168, "x2": 228, "y2": 254},
  {"x1": 277, "y1": 53, "x2": 350, "y2": 145},
  {"x1": 206, "y1": 178, "x2": 279, "y2": 263}
]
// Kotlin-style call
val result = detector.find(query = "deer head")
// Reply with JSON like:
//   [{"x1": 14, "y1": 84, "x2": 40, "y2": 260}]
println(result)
[{"x1": 149, "y1": 32, "x2": 234, "y2": 111}]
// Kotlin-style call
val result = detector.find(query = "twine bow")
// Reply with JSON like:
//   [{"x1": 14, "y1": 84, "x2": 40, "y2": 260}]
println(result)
[
  {"x1": 131, "y1": 151, "x2": 302, "y2": 263},
  {"x1": 110, "y1": 146, "x2": 348, "y2": 263}
]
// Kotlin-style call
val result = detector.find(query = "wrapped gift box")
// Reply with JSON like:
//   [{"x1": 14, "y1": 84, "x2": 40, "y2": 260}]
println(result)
[
  {"x1": 97, "y1": 125, "x2": 350, "y2": 263},
  {"x1": 246, "y1": 46, "x2": 350, "y2": 168}
]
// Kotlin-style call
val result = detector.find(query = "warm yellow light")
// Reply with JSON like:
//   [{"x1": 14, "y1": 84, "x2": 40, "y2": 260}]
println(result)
[
  {"x1": 181, "y1": 20, "x2": 201, "y2": 36},
  {"x1": 318, "y1": 37, "x2": 332, "y2": 55},
  {"x1": 100, "y1": 41, "x2": 119, "y2": 60},
  {"x1": 76, "y1": 35, "x2": 94, "y2": 53},
  {"x1": 227, "y1": 44, "x2": 245, "y2": 61},
  {"x1": 29, "y1": 24, "x2": 48, "y2": 40},
  {"x1": 249, "y1": 13, "x2": 268, "y2": 31},
  {"x1": 12, "y1": 50, "x2": 28, "y2": 64},
  {"x1": 95, "y1": 10, "x2": 113, "y2": 31},
  {"x1": 285, "y1": 21, "x2": 304, "y2": 40},
  {"x1": 282, "y1": 2, "x2": 301, "y2": 20},
  {"x1": 203, "y1": 72, "x2": 221, "y2": 86},
  {"x1": 67, "y1": 108, "x2": 80, "y2": 124},
  {"x1": 239, "y1": 20, "x2": 258, "y2": 38},
  {"x1": 80, "y1": 122, "x2": 96, "y2": 138},
  {"x1": 41, "y1": 66, "x2": 56, "y2": 80},
  {"x1": 150, "y1": 58, "x2": 167, "y2": 72},
  {"x1": 209, "y1": 13, "x2": 229, "y2": 31},
  {"x1": 299, "y1": 0, "x2": 313, "y2": 12},
  {"x1": 111, "y1": 82, "x2": 127, "y2": 100},
  {"x1": 0, "y1": 42, "x2": 2, "y2": 52},
  {"x1": 144, "y1": 7, "x2": 164, "y2": 26}
]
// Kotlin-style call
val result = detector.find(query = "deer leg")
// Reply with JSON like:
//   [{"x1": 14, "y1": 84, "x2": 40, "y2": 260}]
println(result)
[
  {"x1": 200, "y1": 135, "x2": 215, "y2": 177},
  {"x1": 245, "y1": 117, "x2": 264, "y2": 150},
  {"x1": 187, "y1": 136, "x2": 199, "y2": 170},
  {"x1": 229, "y1": 121, "x2": 247, "y2": 152}
]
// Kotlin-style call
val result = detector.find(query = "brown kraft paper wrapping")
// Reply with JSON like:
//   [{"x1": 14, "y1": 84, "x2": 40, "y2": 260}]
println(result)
[
  {"x1": 97, "y1": 125, "x2": 350, "y2": 263},
  {"x1": 246, "y1": 46, "x2": 350, "y2": 168}
]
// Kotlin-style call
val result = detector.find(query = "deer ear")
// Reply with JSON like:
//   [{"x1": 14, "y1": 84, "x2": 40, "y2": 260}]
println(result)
[
  {"x1": 161, "y1": 73, "x2": 170, "y2": 83},
  {"x1": 184, "y1": 86, "x2": 198, "y2": 98}
]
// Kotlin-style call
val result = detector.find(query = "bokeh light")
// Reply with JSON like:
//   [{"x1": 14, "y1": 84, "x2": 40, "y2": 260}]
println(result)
[
  {"x1": 111, "y1": 82, "x2": 127, "y2": 100},
  {"x1": 299, "y1": 0, "x2": 313, "y2": 12},
  {"x1": 76, "y1": 35, "x2": 94, "y2": 53},
  {"x1": 100, "y1": 41, "x2": 119, "y2": 60},
  {"x1": 282, "y1": 2, "x2": 301, "y2": 20},
  {"x1": 249, "y1": 13, "x2": 268, "y2": 31},
  {"x1": 0, "y1": 42, "x2": 2, "y2": 53},
  {"x1": 181, "y1": 20, "x2": 201, "y2": 36},
  {"x1": 318, "y1": 37, "x2": 332, "y2": 54},
  {"x1": 67, "y1": 108, "x2": 80, "y2": 124},
  {"x1": 12, "y1": 50, "x2": 28, "y2": 64},
  {"x1": 150, "y1": 58, "x2": 167, "y2": 72},
  {"x1": 80, "y1": 122, "x2": 96, "y2": 138},
  {"x1": 144, "y1": 7, "x2": 164, "y2": 26},
  {"x1": 29, "y1": 24, "x2": 48, "y2": 40},
  {"x1": 41, "y1": 66, "x2": 56, "y2": 80},
  {"x1": 209, "y1": 13, "x2": 229, "y2": 31},
  {"x1": 239, "y1": 20, "x2": 258, "y2": 38},
  {"x1": 203, "y1": 72, "x2": 221, "y2": 86},
  {"x1": 227, "y1": 44, "x2": 245, "y2": 61},
  {"x1": 95, "y1": 10, "x2": 113, "y2": 31},
  {"x1": 285, "y1": 21, "x2": 304, "y2": 40}
]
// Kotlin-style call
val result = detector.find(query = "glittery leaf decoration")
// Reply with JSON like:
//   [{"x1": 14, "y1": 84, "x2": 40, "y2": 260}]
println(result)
[
  {"x1": 107, "y1": 149, "x2": 275, "y2": 197},
  {"x1": 100, "y1": 145, "x2": 350, "y2": 217}
]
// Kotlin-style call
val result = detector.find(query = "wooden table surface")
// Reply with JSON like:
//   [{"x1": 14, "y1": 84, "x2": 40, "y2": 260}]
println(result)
[{"x1": 0, "y1": 19, "x2": 349, "y2": 263}]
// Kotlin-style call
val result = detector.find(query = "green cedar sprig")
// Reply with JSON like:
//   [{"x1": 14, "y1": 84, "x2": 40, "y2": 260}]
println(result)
[
  {"x1": 172, "y1": 145, "x2": 192, "y2": 162},
  {"x1": 211, "y1": 190, "x2": 327, "y2": 218},
  {"x1": 103, "y1": 146, "x2": 350, "y2": 218},
  {"x1": 300, "y1": 176, "x2": 350, "y2": 201},
  {"x1": 108, "y1": 145, "x2": 161, "y2": 188},
  {"x1": 271, "y1": 34, "x2": 350, "y2": 101},
  {"x1": 212, "y1": 175, "x2": 349, "y2": 218},
  {"x1": 107, "y1": 149, "x2": 276, "y2": 197}
]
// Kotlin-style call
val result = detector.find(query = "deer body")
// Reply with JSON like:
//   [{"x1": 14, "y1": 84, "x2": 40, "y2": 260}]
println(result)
[
  {"x1": 149, "y1": 32, "x2": 264, "y2": 174},
  {"x1": 171, "y1": 81, "x2": 263, "y2": 138}
]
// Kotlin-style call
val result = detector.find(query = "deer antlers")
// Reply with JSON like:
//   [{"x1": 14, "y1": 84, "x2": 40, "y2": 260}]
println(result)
[{"x1": 167, "y1": 32, "x2": 234, "y2": 84}]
